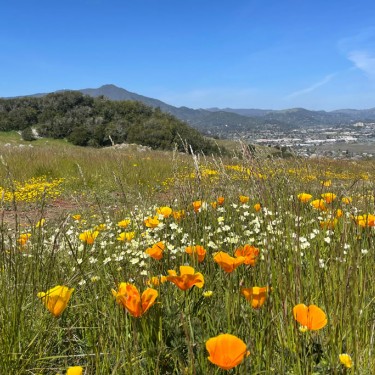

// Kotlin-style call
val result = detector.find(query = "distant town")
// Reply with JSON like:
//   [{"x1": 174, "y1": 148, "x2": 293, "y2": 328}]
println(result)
[{"x1": 227, "y1": 122, "x2": 375, "y2": 160}]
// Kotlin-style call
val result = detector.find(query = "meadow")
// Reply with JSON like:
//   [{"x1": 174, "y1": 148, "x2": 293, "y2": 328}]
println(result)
[{"x1": 0, "y1": 133, "x2": 374, "y2": 374}]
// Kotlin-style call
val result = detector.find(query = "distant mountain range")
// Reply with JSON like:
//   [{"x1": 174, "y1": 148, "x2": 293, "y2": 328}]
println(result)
[{"x1": 9, "y1": 84, "x2": 375, "y2": 135}]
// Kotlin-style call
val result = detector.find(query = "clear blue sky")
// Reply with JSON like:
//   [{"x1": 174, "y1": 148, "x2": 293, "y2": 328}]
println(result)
[{"x1": 1, "y1": 0, "x2": 375, "y2": 110}]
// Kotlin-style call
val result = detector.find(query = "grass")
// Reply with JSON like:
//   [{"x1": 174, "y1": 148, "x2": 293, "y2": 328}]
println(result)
[{"x1": 0, "y1": 134, "x2": 374, "y2": 374}]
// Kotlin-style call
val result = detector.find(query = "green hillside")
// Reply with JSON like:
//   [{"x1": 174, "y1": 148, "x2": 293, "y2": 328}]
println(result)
[{"x1": 0, "y1": 91, "x2": 221, "y2": 154}]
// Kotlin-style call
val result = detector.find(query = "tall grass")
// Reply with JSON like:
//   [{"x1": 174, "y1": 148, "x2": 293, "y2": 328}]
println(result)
[{"x1": 0, "y1": 139, "x2": 374, "y2": 374}]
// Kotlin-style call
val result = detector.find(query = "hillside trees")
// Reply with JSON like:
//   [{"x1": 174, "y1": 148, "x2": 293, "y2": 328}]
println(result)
[{"x1": 0, "y1": 92, "x2": 220, "y2": 154}]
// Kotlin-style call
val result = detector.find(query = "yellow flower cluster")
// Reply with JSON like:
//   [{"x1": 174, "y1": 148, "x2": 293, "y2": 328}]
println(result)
[{"x1": 0, "y1": 176, "x2": 64, "y2": 203}]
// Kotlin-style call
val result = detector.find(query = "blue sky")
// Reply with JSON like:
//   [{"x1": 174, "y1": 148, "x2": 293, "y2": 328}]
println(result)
[{"x1": 1, "y1": 0, "x2": 375, "y2": 110}]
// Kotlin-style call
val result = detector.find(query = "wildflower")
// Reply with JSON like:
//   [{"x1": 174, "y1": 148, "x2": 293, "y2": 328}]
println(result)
[
  {"x1": 206, "y1": 333, "x2": 250, "y2": 370},
  {"x1": 319, "y1": 219, "x2": 337, "y2": 229},
  {"x1": 339, "y1": 353, "x2": 353, "y2": 368},
  {"x1": 341, "y1": 197, "x2": 352, "y2": 205},
  {"x1": 253, "y1": 203, "x2": 261, "y2": 212},
  {"x1": 239, "y1": 195, "x2": 250, "y2": 204},
  {"x1": 117, "y1": 219, "x2": 131, "y2": 228},
  {"x1": 36, "y1": 218, "x2": 45, "y2": 228},
  {"x1": 192, "y1": 200, "x2": 202, "y2": 213},
  {"x1": 321, "y1": 180, "x2": 331, "y2": 187},
  {"x1": 203, "y1": 290, "x2": 213, "y2": 298},
  {"x1": 185, "y1": 245, "x2": 207, "y2": 262},
  {"x1": 111, "y1": 283, "x2": 158, "y2": 318},
  {"x1": 297, "y1": 193, "x2": 312, "y2": 203},
  {"x1": 156, "y1": 206, "x2": 173, "y2": 218},
  {"x1": 241, "y1": 286, "x2": 270, "y2": 309},
  {"x1": 17, "y1": 233, "x2": 31, "y2": 246},
  {"x1": 117, "y1": 231, "x2": 135, "y2": 242},
  {"x1": 213, "y1": 251, "x2": 245, "y2": 273},
  {"x1": 145, "y1": 241, "x2": 165, "y2": 260},
  {"x1": 293, "y1": 304, "x2": 327, "y2": 331},
  {"x1": 336, "y1": 209, "x2": 343, "y2": 218},
  {"x1": 234, "y1": 244, "x2": 259, "y2": 266},
  {"x1": 37, "y1": 285, "x2": 74, "y2": 317},
  {"x1": 321, "y1": 192, "x2": 337, "y2": 204},
  {"x1": 211, "y1": 201, "x2": 217, "y2": 209},
  {"x1": 166, "y1": 266, "x2": 204, "y2": 290},
  {"x1": 217, "y1": 196, "x2": 225, "y2": 205},
  {"x1": 94, "y1": 223, "x2": 107, "y2": 231},
  {"x1": 146, "y1": 275, "x2": 167, "y2": 287},
  {"x1": 311, "y1": 199, "x2": 327, "y2": 211},
  {"x1": 72, "y1": 214, "x2": 81, "y2": 221},
  {"x1": 144, "y1": 216, "x2": 160, "y2": 228},
  {"x1": 66, "y1": 366, "x2": 83, "y2": 375},
  {"x1": 354, "y1": 214, "x2": 375, "y2": 227},
  {"x1": 79, "y1": 230, "x2": 99, "y2": 245},
  {"x1": 172, "y1": 210, "x2": 185, "y2": 221}
]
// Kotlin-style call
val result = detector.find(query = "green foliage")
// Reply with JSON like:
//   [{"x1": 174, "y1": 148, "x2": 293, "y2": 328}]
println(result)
[
  {"x1": 0, "y1": 92, "x2": 221, "y2": 154},
  {"x1": 21, "y1": 126, "x2": 36, "y2": 141}
]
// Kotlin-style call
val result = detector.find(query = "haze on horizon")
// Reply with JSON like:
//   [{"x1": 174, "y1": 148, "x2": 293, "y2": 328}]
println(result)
[{"x1": 1, "y1": 0, "x2": 375, "y2": 111}]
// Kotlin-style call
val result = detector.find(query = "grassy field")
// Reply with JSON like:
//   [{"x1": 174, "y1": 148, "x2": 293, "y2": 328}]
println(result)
[{"x1": 0, "y1": 133, "x2": 374, "y2": 374}]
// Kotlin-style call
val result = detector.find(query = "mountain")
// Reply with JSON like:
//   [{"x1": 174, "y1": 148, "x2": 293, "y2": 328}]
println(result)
[{"x1": 5, "y1": 84, "x2": 375, "y2": 136}]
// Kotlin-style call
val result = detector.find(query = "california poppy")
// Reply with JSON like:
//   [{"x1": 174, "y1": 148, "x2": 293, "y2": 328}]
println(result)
[
  {"x1": 339, "y1": 353, "x2": 353, "y2": 368},
  {"x1": 166, "y1": 266, "x2": 204, "y2": 290},
  {"x1": 297, "y1": 193, "x2": 312, "y2": 203},
  {"x1": 241, "y1": 287, "x2": 270, "y2": 309},
  {"x1": 192, "y1": 200, "x2": 202, "y2": 213},
  {"x1": 37, "y1": 285, "x2": 74, "y2": 317},
  {"x1": 293, "y1": 304, "x2": 327, "y2": 330},
  {"x1": 253, "y1": 203, "x2": 261, "y2": 212},
  {"x1": 185, "y1": 245, "x2": 206, "y2": 262},
  {"x1": 145, "y1": 241, "x2": 165, "y2": 260},
  {"x1": 117, "y1": 219, "x2": 131, "y2": 228},
  {"x1": 234, "y1": 245, "x2": 259, "y2": 266},
  {"x1": 213, "y1": 251, "x2": 245, "y2": 273},
  {"x1": 310, "y1": 199, "x2": 327, "y2": 211},
  {"x1": 144, "y1": 216, "x2": 160, "y2": 228},
  {"x1": 157, "y1": 206, "x2": 173, "y2": 218},
  {"x1": 79, "y1": 230, "x2": 99, "y2": 245},
  {"x1": 17, "y1": 233, "x2": 31, "y2": 246},
  {"x1": 117, "y1": 231, "x2": 135, "y2": 242},
  {"x1": 206, "y1": 333, "x2": 250, "y2": 370},
  {"x1": 217, "y1": 196, "x2": 225, "y2": 205},
  {"x1": 239, "y1": 195, "x2": 250, "y2": 204},
  {"x1": 66, "y1": 366, "x2": 83, "y2": 375},
  {"x1": 321, "y1": 192, "x2": 337, "y2": 204},
  {"x1": 112, "y1": 283, "x2": 158, "y2": 318},
  {"x1": 354, "y1": 214, "x2": 375, "y2": 227}
]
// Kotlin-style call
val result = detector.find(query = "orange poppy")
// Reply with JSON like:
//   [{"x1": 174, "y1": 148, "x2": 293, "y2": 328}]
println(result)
[
  {"x1": 293, "y1": 304, "x2": 327, "y2": 330},
  {"x1": 112, "y1": 283, "x2": 158, "y2": 318},
  {"x1": 172, "y1": 210, "x2": 185, "y2": 221},
  {"x1": 311, "y1": 199, "x2": 327, "y2": 211},
  {"x1": 241, "y1": 287, "x2": 270, "y2": 309},
  {"x1": 144, "y1": 216, "x2": 160, "y2": 228},
  {"x1": 297, "y1": 193, "x2": 312, "y2": 203},
  {"x1": 37, "y1": 285, "x2": 74, "y2": 317},
  {"x1": 185, "y1": 245, "x2": 207, "y2": 262},
  {"x1": 321, "y1": 192, "x2": 337, "y2": 204},
  {"x1": 79, "y1": 230, "x2": 99, "y2": 245},
  {"x1": 166, "y1": 266, "x2": 204, "y2": 290},
  {"x1": 239, "y1": 195, "x2": 250, "y2": 204},
  {"x1": 192, "y1": 200, "x2": 202, "y2": 213},
  {"x1": 234, "y1": 245, "x2": 259, "y2": 266},
  {"x1": 156, "y1": 206, "x2": 173, "y2": 218},
  {"x1": 354, "y1": 214, "x2": 375, "y2": 227},
  {"x1": 213, "y1": 251, "x2": 245, "y2": 273},
  {"x1": 217, "y1": 196, "x2": 225, "y2": 205},
  {"x1": 145, "y1": 241, "x2": 165, "y2": 260},
  {"x1": 253, "y1": 203, "x2": 261, "y2": 212},
  {"x1": 206, "y1": 333, "x2": 250, "y2": 370}
]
